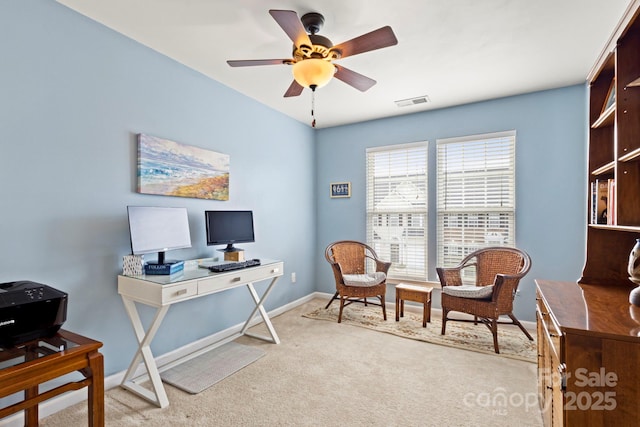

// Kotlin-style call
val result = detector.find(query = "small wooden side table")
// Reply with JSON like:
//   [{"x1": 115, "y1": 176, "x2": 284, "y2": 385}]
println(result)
[
  {"x1": 0, "y1": 329, "x2": 104, "y2": 426},
  {"x1": 395, "y1": 284, "x2": 433, "y2": 328}
]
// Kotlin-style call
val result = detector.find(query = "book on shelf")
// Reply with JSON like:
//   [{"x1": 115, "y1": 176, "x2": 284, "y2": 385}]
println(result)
[
  {"x1": 590, "y1": 181, "x2": 597, "y2": 224},
  {"x1": 144, "y1": 260, "x2": 185, "y2": 275},
  {"x1": 592, "y1": 179, "x2": 615, "y2": 225},
  {"x1": 608, "y1": 179, "x2": 615, "y2": 225}
]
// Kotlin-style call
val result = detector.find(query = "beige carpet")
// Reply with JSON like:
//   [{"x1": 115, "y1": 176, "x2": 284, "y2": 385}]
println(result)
[
  {"x1": 41, "y1": 298, "x2": 542, "y2": 426},
  {"x1": 304, "y1": 303, "x2": 537, "y2": 363}
]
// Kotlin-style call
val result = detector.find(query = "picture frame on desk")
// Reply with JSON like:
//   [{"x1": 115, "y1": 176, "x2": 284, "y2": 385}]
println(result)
[{"x1": 330, "y1": 182, "x2": 351, "y2": 198}]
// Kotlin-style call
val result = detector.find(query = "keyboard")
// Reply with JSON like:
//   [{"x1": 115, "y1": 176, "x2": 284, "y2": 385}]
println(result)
[{"x1": 208, "y1": 259, "x2": 261, "y2": 273}]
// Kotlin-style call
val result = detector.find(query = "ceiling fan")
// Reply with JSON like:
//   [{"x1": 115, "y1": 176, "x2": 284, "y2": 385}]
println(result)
[{"x1": 227, "y1": 9, "x2": 398, "y2": 98}]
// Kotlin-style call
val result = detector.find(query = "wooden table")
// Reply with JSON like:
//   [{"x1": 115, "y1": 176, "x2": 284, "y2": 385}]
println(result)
[
  {"x1": 395, "y1": 283, "x2": 433, "y2": 327},
  {"x1": 0, "y1": 329, "x2": 104, "y2": 426}
]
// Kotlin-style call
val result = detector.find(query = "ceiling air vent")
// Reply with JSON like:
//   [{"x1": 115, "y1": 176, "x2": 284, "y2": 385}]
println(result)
[{"x1": 395, "y1": 95, "x2": 430, "y2": 108}]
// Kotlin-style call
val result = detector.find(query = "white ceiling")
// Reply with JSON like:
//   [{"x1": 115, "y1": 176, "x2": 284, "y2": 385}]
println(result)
[{"x1": 56, "y1": 0, "x2": 632, "y2": 128}]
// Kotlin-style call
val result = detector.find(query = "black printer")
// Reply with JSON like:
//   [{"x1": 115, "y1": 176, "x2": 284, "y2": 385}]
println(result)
[{"x1": 0, "y1": 281, "x2": 68, "y2": 347}]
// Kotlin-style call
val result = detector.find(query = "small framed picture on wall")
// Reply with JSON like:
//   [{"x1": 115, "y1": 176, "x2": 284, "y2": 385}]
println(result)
[{"x1": 330, "y1": 182, "x2": 351, "y2": 198}]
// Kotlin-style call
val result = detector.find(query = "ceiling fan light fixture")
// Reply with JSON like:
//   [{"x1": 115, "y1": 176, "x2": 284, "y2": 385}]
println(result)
[{"x1": 292, "y1": 59, "x2": 335, "y2": 89}]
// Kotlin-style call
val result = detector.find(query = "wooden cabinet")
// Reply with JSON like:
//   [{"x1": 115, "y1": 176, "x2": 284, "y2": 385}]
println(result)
[
  {"x1": 536, "y1": 280, "x2": 640, "y2": 426},
  {"x1": 582, "y1": 1, "x2": 640, "y2": 286},
  {"x1": 537, "y1": 3, "x2": 640, "y2": 425},
  {"x1": 536, "y1": 290, "x2": 563, "y2": 426}
]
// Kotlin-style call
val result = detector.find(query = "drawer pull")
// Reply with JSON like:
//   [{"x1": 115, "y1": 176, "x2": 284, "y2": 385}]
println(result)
[
  {"x1": 232, "y1": 277, "x2": 241, "y2": 282},
  {"x1": 175, "y1": 289, "x2": 188, "y2": 296},
  {"x1": 272, "y1": 268, "x2": 279, "y2": 273}
]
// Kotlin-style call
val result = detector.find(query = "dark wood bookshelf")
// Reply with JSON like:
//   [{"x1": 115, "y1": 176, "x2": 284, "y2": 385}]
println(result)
[
  {"x1": 581, "y1": 2, "x2": 640, "y2": 286},
  {"x1": 590, "y1": 103, "x2": 615, "y2": 128},
  {"x1": 538, "y1": 4, "x2": 640, "y2": 425}
]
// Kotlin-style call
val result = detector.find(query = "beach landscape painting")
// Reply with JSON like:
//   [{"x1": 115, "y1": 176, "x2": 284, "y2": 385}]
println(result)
[{"x1": 137, "y1": 134, "x2": 229, "y2": 200}]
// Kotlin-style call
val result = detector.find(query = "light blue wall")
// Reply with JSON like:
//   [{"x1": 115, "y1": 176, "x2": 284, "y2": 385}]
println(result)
[
  {"x1": 1, "y1": 0, "x2": 588, "y2": 383},
  {"x1": 315, "y1": 85, "x2": 588, "y2": 321},
  {"x1": 1, "y1": 0, "x2": 315, "y2": 376}
]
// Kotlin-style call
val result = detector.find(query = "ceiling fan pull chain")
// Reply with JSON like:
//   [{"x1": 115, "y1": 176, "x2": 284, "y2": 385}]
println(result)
[{"x1": 311, "y1": 85, "x2": 316, "y2": 128}]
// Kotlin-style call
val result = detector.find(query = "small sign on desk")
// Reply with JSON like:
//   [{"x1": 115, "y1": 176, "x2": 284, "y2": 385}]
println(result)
[{"x1": 224, "y1": 250, "x2": 245, "y2": 262}]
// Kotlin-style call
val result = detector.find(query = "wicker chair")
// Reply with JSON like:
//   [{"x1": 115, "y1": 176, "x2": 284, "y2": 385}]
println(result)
[
  {"x1": 436, "y1": 246, "x2": 533, "y2": 353},
  {"x1": 324, "y1": 240, "x2": 391, "y2": 323}
]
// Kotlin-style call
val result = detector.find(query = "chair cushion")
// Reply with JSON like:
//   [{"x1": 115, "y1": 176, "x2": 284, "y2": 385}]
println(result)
[
  {"x1": 442, "y1": 284, "x2": 494, "y2": 299},
  {"x1": 342, "y1": 272, "x2": 387, "y2": 287}
]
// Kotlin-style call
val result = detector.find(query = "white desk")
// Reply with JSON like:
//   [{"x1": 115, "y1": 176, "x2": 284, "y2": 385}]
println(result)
[{"x1": 117, "y1": 259, "x2": 283, "y2": 408}]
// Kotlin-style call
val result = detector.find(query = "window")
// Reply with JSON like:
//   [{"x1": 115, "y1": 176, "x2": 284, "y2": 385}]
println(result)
[
  {"x1": 366, "y1": 142, "x2": 428, "y2": 281},
  {"x1": 436, "y1": 131, "x2": 516, "y2": 278}
]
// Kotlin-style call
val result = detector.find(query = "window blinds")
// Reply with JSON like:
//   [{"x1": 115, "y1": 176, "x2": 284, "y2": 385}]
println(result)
[
  {"x1": 366, "y1": 142, "x2": 428, "y2": 281},
  {"x1": 436, "y1": 131, "x2": 516, "y2": 271}
]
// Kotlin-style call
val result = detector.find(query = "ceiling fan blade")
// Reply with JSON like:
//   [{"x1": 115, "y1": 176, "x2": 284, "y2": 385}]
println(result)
[
  {"x1": 334, "y1": 65, "x2": 376, "y2": 92},
  {"x1": 269, "y1": 9, "x2": 312, "y2": 48},
  {"x1": 332, "y1": 26, "x2": 398, "y2": 58},
  {"x1": 284, "y1": 80, "x2": 304, "y2": 97},
  {"x1": 227, "y1": 59, "x2": 290, "y2": 67}
]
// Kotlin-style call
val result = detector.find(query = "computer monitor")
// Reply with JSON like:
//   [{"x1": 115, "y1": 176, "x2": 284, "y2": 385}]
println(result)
[
  {"x1": 205, "y1": 210, "x2": 254, "y2": 253},
  {"x1": 127, "y1": 206, "x2": 192, "y2": 265}
]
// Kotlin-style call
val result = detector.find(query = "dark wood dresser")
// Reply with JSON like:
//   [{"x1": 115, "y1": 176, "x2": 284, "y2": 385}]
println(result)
[{"x1": 536, "y1": 280, "x2": 640, "y2": 426}]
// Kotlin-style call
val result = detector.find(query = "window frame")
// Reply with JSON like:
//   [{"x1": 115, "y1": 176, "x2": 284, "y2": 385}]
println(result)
[
  {"x1": 366, "y1": 141, "x2": 429, "y2": 282},
  {"x1": 436, "y1": 131, "x2": 516, "y2": 277}
]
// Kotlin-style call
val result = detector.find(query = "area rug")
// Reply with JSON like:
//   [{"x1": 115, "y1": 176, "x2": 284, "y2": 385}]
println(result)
[
  {"x1": 303, "y1": 304, "x2": 536, "y2": 363},
  {"x1": 160, "y1": 342, "x2": 265, "y2": 394}
]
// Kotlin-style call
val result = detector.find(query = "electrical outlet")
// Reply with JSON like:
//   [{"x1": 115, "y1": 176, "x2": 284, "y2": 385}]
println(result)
[{"x1": 291, "y1": 272, "x2": 296, "y2": 283}]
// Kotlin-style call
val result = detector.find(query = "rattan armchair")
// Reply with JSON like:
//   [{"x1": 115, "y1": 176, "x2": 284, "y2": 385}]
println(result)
[
  {"x1": 436, "y1": 246, "x2": 533, "y2": 353},
  {"x1": 324, "y1": 240, "x2": 391, "y2": 323}
]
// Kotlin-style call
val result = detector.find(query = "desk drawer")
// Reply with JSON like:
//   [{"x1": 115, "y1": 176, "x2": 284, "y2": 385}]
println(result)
[
  {"x1": 161, "y1": 282, "x2": 198, "y2": 303},
  {"x1": 198, "y1": 263, "x2": 283, "y2": 295}
]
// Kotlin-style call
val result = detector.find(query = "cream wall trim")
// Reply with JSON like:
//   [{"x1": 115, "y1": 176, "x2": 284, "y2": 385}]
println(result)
[{"x1": 587, "y1": 0, "x2": 640, "y2": 80}]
